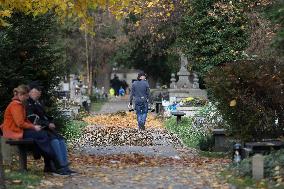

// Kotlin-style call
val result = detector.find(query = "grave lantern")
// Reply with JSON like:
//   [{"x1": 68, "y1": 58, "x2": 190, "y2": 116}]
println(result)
[{"x1": 233, "y1": 143, "x2": 242, "y2": 163}]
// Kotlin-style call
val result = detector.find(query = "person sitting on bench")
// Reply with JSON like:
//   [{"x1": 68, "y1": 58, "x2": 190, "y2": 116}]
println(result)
[
  {"x1": 1, "y1": 85, "x2": 54, "y2": 172},
  {"x1": 26, "y1": 81, "x2": 76, "y2": 175}
]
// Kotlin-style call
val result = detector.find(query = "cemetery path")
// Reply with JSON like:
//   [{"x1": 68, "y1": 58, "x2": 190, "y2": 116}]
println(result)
[
  {"x1": 96, "y1": 97, "x2": 129, "y2": 114},
  {"x1": 39, "y1": 99, "x2": 231, "y2": 189}
]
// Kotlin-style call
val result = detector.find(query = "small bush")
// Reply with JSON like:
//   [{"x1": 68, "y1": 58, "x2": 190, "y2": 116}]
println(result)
[
  {"x1": 205, "y1": 59, "x2": 284, "y2": 141},
  {"x1": 165, "y1": 117, "x2": 211, "y2": 149},
  {"x1": 61, "y1": 120, "x2": 87, "y2": 141},
  {"x1": 198, "y1": 135, "x2": 214, "y2": 151}
]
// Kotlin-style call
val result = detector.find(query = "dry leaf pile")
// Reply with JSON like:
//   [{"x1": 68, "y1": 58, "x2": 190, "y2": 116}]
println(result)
[
  {"x1": 83, "y1": 111, "x2": 163, "y2": 129},
  {"x1": 71, "y1": 126, "x2": 183, "y2": 148},
  {"x1": 68, "y1": 153, "x2": 230, "y2": 168}
]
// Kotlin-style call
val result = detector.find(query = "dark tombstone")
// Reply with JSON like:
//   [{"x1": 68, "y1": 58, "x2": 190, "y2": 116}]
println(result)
[{"x1": 213, "y1": 129, "x2": 227, "y2": 152}]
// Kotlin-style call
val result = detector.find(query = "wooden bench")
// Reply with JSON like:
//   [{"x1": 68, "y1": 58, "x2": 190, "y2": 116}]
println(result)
[
  {"x1": 0, "y1": 130, "x2": 35, "y2": 171},
  {"x1": 171, "y1": 111, "x2": 186, "y2": 124}
]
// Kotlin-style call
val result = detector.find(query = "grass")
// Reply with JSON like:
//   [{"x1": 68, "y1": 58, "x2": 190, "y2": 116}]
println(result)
[
  {"x1": 4, "y1": 169, "x2": 43, "y2": 189},
  {"x1": 62, "y1": 120, "x2": 88, "y2": 141},
  {"x1": 164, "y1": 117, "x2": 209, "y2": 148}
]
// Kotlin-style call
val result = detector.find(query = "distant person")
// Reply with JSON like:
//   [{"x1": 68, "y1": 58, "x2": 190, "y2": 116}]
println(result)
[
  {"x1": 118, "y1": 86, "x2": 125, "y2": 96},
  {"x1": 109, "y1": 88, "x2": 115, "y2": 96},
  {"x1": 129, "y1": 72, "x2": 150, "y2": 130},
  {"x1": 110, "y1": 74, "x2": 121, "y2": 96},
  {"x1": 121, "y1": 80, "x2": 129, "y2": 94}
]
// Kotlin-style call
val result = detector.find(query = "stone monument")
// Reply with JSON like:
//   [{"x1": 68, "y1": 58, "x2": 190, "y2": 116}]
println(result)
[
  {"x1": 169, "y1": 54, "x2": 207, "y2": 101},
  {"x1": 176, "y1": 54, "x2": 192, "y2": 88}
]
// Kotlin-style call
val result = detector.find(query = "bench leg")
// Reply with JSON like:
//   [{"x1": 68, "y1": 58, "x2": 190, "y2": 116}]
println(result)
[
  {"x1": 177, "y1": 116, "x2": 182, "y2": 124},
  {"x1": 18, "y1": 147, "x2": 27, "y2": 172}
]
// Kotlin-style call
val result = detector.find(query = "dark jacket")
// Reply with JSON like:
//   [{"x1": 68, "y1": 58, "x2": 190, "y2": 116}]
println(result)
[
  {"x1": 130, "y1": 80, "x2": 150, "y2": 104},
  {"x1": 26, "y1": 98, "x2": 53, "y2": 128},
  {"x1": 26, "y1": 98, "x2": 63, "y2": 141}
]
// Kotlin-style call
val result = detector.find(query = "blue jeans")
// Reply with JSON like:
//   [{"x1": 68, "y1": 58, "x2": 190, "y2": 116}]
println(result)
[
  {"x1": 50, "y1": 139, "x2": 69, "y2": 170},
  {"x1": 135, "y1": 102, "x2": 148, "y2": 130},
  {"x1": 23, "y1": 130, "x2": 55, "y2": 159}
]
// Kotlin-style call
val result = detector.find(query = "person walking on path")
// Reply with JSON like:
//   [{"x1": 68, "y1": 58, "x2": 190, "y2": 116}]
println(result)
[{"x1": 129, "y1": 72, "x2": 150, "y2": 130}]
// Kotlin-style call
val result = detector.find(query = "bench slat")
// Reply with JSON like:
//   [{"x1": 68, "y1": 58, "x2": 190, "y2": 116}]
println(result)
[{"x1": 6, "y1": 139, "x2": 34, "y2": 145}]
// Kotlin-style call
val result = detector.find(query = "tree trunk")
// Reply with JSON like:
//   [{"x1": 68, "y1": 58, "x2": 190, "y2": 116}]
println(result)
[
  {"x1": 95, "y1": 57, "x2": 112, "y2": 92},
  {"x1": 85, "y1": 30, "x2": 91, "y2": 96},
  {"x1": 0, "y1": 137, "x2": 6, "y2": 189}
]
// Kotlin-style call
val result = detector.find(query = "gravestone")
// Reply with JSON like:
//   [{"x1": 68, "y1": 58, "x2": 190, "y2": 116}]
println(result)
[
  {"x1": 252, "y1": 154, "x2": 264, "y2": 180},
  {"x1": 169, "y1": 54, "x2": 207, "y2": 101},
  {"x1": 212, "y1": 129, "x2": 227, "y2": 152},
  {"x1": 176, "y1": 54, "x2": 192, "y2": 88}
]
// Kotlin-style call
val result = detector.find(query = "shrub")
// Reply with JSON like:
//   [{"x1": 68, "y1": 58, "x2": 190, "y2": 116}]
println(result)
[
  {"x1": 0, "y1": 12, "x2": 66, "y2": 119},
  {"x1": 60, "y1": 120, "x2": 87, "y2": 142},
  {"x1": 198, "y1": 135, "x2": 214, "y2": 151},
  {"x1": 205, "y1": 59, "x2": 284, "y2": 142},
  {"x1": 165, "y1": 117, "x2": 212, "y2": 149},
  {"x1": 195, "y1": 102, "x2": 228, "y2": 129}
]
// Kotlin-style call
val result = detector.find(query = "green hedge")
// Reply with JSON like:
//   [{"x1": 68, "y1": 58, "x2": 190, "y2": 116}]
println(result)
[
  {"x1": 165, "y1": 117, "x2": 213, "y2": 150},
  {"x1": 61, "y1": 120, "x2": 87, "y2": 141}
]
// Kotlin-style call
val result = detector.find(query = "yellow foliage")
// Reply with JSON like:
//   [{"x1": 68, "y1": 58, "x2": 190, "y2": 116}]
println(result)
[{"x1": 0, "y1": 0, "x2": 177, "y2": 31}]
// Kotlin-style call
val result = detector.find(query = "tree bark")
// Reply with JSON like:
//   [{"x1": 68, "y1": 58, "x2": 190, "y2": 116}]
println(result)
[
  {"x1": 85, "y1": 30, "x2": 91, "y2": 96},
  {"x1": 0, "y1": 137, "x2": 6, "y2": 189}
]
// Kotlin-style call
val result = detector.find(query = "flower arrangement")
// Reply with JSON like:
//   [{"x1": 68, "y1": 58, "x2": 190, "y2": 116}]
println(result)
[{"x1": 179, "y1": 97, "x2": 208, "y2": 107}]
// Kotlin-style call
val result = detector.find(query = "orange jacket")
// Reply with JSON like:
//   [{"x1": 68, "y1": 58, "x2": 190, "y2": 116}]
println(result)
[{"x1": 1, "y1": 98, "x2": 35, "y2": 139}]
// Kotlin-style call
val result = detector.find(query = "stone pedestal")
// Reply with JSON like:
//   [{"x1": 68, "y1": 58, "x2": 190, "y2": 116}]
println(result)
[{"x1": 168, "y1": 88, "x2": 207, "y2": 101}]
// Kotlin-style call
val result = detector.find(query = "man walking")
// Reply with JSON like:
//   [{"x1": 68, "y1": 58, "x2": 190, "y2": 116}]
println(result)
[{"x1": 129, "y1": 72, "x2": 150, "y2": 130}]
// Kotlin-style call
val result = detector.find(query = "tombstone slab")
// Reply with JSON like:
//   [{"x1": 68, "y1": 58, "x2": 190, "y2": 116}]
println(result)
[{"x1": 252, "y1": 154, "x2": 264, "y2": 180}]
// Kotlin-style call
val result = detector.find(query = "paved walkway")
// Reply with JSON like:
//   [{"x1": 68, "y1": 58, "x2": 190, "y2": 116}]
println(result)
[
  {"x1": 40, "y1": 99, "x2": 230, "y2": 189},
  {"x1": 97, "y1": 97, "x2": 129, "y2": 114}
]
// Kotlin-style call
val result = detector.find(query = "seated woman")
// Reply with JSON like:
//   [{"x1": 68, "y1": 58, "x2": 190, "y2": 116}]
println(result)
[{"x1": 1, "y1": 84, "x2": 75, "y2": 176}]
